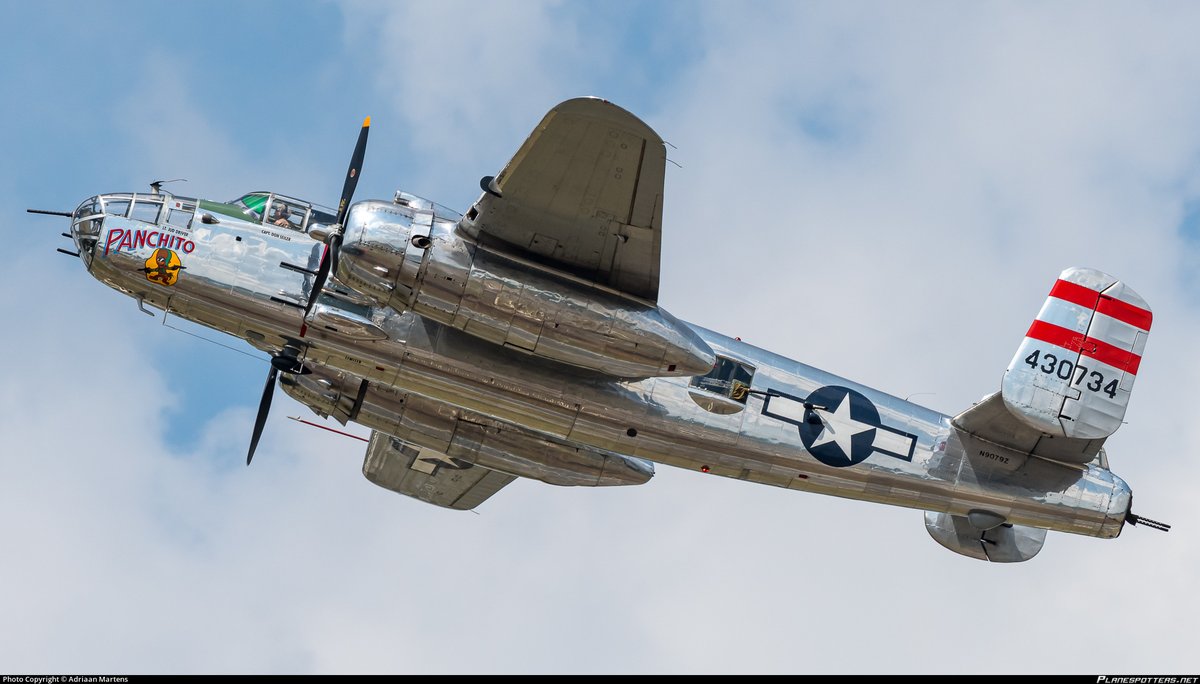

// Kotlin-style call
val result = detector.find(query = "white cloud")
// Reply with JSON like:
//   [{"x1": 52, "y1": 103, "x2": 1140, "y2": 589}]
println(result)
[
  {"x1": 3, "y1": 1, "x2": 1199, "y2": 675},
  {"x1": 109, "y1": 56, "x2": 332, "y2": 203},
  {"x1": 342, "y1": 0, "x2": 589, "y2": 200}
]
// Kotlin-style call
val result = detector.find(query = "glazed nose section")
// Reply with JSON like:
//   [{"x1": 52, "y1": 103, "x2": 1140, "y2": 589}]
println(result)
[{"x1": 67, "y1": 195, "x2": 107, "y2": 263}]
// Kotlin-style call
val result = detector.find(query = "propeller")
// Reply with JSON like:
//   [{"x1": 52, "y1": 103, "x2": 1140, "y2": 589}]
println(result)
[
  {"x1": 302, "y1": 116, "x2": 371, "y2": 335},
  {"x1": 243, "y1": 117, "x2": 369, "y2": 460},
  {"x1": 247, "y1": 365, "x2": 278, "y2": 466},
  {"x1": 246, "y1": 349, "x2": 310, "y2": 466},
  {"x1": 247, "y1": 117, "x2": 369, "y2": 463}
]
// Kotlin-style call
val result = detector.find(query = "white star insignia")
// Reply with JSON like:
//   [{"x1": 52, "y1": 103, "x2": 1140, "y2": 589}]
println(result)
[{"x1": 810, "y1": 393, "x2": 876, "y2": 461}]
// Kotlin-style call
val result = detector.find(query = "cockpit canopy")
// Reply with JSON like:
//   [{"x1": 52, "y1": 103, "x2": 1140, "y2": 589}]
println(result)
[
  {"x1": 67, "y1": 190, "x2": 338, "y2": 266},
  {"x1": 228, "y1": 192, "x2": 336, "y2": 232}
]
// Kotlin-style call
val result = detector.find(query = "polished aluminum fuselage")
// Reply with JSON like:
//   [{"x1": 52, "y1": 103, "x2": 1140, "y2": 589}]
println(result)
[{"x1": 71, "y1": 193, "x2": 1130, "y2": 538}]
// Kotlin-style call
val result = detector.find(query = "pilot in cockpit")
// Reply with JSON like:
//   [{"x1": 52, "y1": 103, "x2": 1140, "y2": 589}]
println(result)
[{"x1": 270, "y1": 200, "x2": 294, "y2": 229}]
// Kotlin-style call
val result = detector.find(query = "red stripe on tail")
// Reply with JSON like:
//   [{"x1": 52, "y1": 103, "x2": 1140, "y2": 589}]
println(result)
[
  {"x1": 1049, "y1": 279, "x2": 1100, "y2": 311},
  {"x1": 1049, "y1": 279, "x2": 1153, "y2": 331},
  {"x1": 1025, "y1": 320, "x2": 1142, "y2": 374},
  {"x1": 1097, "y1": 294, "x2": 1153, "y2": 331}
]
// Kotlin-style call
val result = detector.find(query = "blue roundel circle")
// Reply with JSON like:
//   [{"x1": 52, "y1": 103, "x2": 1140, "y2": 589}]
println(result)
[{"x1": 797, "y1": 385, "x2": 881, "y2": 468}]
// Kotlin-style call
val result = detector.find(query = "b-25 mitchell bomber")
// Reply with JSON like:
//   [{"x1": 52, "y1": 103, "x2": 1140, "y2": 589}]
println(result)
[{"x1": 34, "y1": 97, "x2": 1169, "y2": 562}]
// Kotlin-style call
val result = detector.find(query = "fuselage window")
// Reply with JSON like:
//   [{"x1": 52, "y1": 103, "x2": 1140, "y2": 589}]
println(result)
[
  {"x1": 311, "y1": 208, "x2": 336, "y2": 225},
  {"x1": 73, "y1": 197, "x2": 103, "y2": 236},
  {"x1": 167, "y1": 204, "x2": 195, "y2": 229},
  {"x1": 690, "y1": 356, "x2": 755, "y2": 404},
  {"x1": 130, "y1": 199, "x2": 163, "y2": 224},
  {"x1": 103, "y1": 198, "x2": 130, "y2": 217},
  {"x1": 266, "y1": 197, "x2": 308, "y2": 231},
  {"x1": 267, "y1": 200, "x2": 294, "y2": 229}
]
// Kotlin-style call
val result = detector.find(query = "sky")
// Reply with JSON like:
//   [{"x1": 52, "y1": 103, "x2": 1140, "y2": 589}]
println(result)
[{"x1": 2, "y1": 0, "x2": 1199, "y2": 675}]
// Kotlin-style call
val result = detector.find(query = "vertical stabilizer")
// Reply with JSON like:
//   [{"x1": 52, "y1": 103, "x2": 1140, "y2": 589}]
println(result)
[{"x1": 1001, "y1": 267, "x2": 1151, "y2": 440}]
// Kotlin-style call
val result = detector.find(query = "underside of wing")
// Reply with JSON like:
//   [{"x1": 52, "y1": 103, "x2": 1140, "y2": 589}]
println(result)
[
  {"x1": 362, "y1": 431, "x2": 516, "y2": 510},
  {"x1": 460, "y1": 97, "x2": 666, "y2": 302}
]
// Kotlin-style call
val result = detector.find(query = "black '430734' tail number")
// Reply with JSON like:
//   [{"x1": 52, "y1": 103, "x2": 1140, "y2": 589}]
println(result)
[{"x1": 1024, "y1": 350, "x2": 1118, "y2": 398}]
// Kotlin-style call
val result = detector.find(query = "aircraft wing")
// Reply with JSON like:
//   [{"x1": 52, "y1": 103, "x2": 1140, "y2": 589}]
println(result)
[
  {"x1": 460, "y1": 97, "x2": 666, "y2": 302},
  {"x1": 362, "y1": 431, "x2": 516, "y2": 510}
]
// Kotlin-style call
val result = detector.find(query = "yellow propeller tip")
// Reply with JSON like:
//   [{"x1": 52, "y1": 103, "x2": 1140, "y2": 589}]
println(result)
[{"x1": 363, "y1": 116, "x2": 371, "y2": 127}]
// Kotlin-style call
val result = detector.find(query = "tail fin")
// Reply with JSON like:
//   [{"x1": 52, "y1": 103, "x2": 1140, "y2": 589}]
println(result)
[{"x1": 1001, "y1": 267, "x2": 1151, "y2": 440}]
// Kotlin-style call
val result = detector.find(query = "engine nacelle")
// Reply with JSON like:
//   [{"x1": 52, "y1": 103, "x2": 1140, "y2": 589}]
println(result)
[
  {"x1": 336, "y1": 198, "x2": 714, "y2": 378},
  {"x1": 280, "y1": 366, "x2": 654, "y2": 487}
]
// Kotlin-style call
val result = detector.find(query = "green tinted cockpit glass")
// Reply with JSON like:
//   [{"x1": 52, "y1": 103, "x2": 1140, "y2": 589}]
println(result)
[{"x1": 232, "y1": 192, "x2": 269, "y2": 220}]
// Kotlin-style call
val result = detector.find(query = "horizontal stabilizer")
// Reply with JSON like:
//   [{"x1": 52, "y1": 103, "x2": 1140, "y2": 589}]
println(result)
[
  {"x1": 925, "y1": 511, "x2": 1047, "y2": 562},
  {"x1": 953, "y1": 391, "x2": 1105, "y2": 464}
]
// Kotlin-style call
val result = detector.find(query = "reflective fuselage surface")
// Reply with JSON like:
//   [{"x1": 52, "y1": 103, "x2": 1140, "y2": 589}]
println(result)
[{"x1": 68, "y1": 191, "x2": 1131, "y2": 541}]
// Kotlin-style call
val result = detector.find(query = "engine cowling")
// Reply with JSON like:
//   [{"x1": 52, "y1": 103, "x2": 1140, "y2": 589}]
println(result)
[{"x1": 336, "y1": 197, "x2": 714, "y2": 378}]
